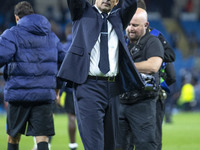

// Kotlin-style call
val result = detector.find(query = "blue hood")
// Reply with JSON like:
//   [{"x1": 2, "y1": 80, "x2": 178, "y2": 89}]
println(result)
[{"x1": 17, "y1": 14, "x2": 51, "y2": 35}]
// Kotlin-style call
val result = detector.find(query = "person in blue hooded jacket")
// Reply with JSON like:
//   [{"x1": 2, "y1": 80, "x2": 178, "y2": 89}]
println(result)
[{"x1": 0, "y1": 1, "x2": 66, "y2": 150}]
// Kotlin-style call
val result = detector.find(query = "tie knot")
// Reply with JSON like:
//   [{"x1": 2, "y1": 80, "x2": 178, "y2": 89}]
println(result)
[{"x1": 102, "y1": 13, "x2": 108, "y2": 18}]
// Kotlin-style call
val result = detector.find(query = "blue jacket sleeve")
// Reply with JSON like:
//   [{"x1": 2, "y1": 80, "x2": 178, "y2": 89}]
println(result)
[{"x1": 0, "y1": 29, "x2": 17, "y2": 68}]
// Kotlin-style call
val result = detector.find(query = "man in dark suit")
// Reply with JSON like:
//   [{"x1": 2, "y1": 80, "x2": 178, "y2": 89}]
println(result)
[{"x1": 58, "y1": 0, "x2": 143, "y2": 150}]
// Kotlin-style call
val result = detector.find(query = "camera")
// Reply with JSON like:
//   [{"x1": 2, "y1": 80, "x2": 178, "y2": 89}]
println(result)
[{"x1": 140, "y1": 73, "x2": 157, "y2": 91}]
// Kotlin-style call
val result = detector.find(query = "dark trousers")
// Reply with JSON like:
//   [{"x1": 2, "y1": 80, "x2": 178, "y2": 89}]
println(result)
[
  {"x1": 73, "y1": 78, "x2": 119, "y2": 150},
  {"x1": 117, "y1": 97, "x2": 158, "y2": 150},
  {"x1": 155, "y1": 99, "x2": 165, "y2": 150}
]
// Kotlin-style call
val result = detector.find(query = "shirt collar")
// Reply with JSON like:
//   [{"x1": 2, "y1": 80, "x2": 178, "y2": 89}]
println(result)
[{"x1": 94, "y1": 5, "x2": 111, "y2": 16}]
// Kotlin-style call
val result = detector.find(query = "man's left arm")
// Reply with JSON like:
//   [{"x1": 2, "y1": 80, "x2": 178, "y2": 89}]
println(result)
[
  {"x1": 134, "y1": 57, "x2": 163, "y2": 74},
  {"x1": 135, "y1": 37, "x2": 164, "y2": 74}
]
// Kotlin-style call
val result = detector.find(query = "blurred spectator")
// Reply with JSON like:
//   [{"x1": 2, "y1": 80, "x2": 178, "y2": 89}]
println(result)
[
  {"x1": 184, "y1": 0, "x2": 193, "y2": 12},
  {"x1": 177, "y1": 68, "x2": 198, "y2": 111},
  {"x1": 178, "y1": 82, "x2": 195, "y2": 111},
  {"x1": 188, "y1": 31, "x2": 199, "y2": 55},
  {"x1": 170, "y1": 31, "x2": 179, "y2": 49},
  {"x1": 57, "y1": 23, "x2": 78, "y2": 150},
  {"x1": 164, "y1": 83, "x2": 180, "y2": 123},
  {"x1": 49, "y1": 19, "x2": 65, "y2": 41},
  {"x1": 172, "y1": 0, "x2": 200, "y2": 19}
]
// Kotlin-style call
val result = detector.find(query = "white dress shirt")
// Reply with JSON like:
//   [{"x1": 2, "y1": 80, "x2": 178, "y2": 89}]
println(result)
[{"x1": 89, "y1": 6, "x2": 119, "y2": 77}]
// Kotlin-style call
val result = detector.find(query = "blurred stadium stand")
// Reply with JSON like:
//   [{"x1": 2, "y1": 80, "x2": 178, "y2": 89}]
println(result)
[
  {"x1": 0, "y1": 0, "x2": 200, "y2": 111},
  {"x1": 180, "y1": 20, "x2": 200, "y2": 41}
]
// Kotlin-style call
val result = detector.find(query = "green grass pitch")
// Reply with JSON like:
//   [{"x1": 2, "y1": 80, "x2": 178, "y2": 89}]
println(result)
[{"x1": 0, "y1": 112, "x2": 200, "y2": 150}]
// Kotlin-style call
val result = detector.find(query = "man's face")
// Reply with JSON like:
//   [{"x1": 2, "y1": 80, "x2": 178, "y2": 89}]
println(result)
[
  {"x1": 126, "y1": 14, "x2": 148, "y2": 42},
  {"x1": 95, "y1": 0, "x2": 119, "y2": 13}
]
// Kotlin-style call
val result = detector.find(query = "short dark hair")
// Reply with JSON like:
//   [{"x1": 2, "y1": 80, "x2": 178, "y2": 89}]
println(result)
[
  {"x1": 14, "y1": 1, "x2": 34, "y2": 18},
  {"x1": 137, "y1": 0, "x2": 146, "y2": 10}
]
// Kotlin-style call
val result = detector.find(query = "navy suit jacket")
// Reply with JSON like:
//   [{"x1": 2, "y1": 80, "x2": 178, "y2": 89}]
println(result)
[{"x1": 58, "y1": 0, "x2": 144, "y2": 92}]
